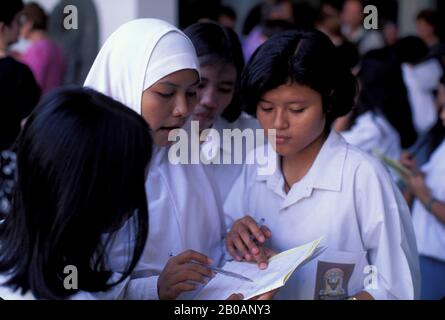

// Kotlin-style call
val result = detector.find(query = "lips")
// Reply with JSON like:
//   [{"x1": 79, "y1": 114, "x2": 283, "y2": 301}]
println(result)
[{"x1": 274, "y1": 135, "x2": 291, "y2": 145}]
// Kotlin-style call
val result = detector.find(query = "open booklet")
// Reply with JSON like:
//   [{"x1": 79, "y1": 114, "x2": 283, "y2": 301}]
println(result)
[{"x1": 194, "y1": 238, "x2": 323, "y2": 300}]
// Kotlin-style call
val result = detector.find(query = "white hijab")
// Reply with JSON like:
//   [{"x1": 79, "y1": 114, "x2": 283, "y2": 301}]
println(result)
[{"x1": 84, "y1": 19, "x2": 200, "y2": 115}]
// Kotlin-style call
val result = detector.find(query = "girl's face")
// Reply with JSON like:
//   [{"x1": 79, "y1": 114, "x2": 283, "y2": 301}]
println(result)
[
  {"x1": 142, "y1": 69, "x2": 199, "y2": 146},
  {"x1": 1, "y1": 13, "x2": 21, "y2": 46},
  {"x1": 257, "y1": 83, "x2": 326, "y2": 157},
  {"x1": 192, "y1": 62, "x2": 237, "y2": 130}
]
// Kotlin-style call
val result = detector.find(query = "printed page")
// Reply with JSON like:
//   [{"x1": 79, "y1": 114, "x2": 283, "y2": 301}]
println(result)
[{"x1": 194, "y1": 238, "x2": 322, "y2": 300}]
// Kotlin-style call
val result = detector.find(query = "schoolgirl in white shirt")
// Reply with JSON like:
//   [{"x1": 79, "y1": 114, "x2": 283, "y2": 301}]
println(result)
[
  {"x1": 224, "y1": 30, "x2": 420, "y2": 300},
  {"x1": 184, "y1": 22, "x2": 260, "y2": 201},
  {"x1": 339, "y1": 50, "x2": 406, "y2": 163},
  {"x1": 85, "y1": 19, "x2": 239, "y2": 300},
  {"x1": 401, "y1": 79, "x2": 445, "y2": 300}
]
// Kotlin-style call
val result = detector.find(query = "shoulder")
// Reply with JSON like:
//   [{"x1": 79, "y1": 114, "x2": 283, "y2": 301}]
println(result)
[{"x1": 344, "y1": 142, "x2": 392, "y2": 183}]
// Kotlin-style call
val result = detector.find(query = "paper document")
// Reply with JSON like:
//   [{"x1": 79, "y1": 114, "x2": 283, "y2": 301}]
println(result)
[{"x1": 194, "y1": 238, "x2": 323, "y2": 300}]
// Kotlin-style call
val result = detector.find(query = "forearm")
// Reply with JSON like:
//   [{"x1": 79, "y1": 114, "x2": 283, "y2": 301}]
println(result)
[{"x1": 417, "y1": 193, "x2": 445, "y2": 224}]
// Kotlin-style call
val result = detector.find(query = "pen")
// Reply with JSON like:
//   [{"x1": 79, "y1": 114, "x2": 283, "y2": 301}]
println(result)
[{"x1": 192, "y1": 262, "x2": 254, "y2": 283}]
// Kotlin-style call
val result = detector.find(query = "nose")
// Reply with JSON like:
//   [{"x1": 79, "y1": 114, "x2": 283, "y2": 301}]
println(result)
[
  {"x1": 199, "y1": 87, "x2": 218, "y2": 110},
  {"x1": 172, "y1": 93, "x2": 192, "y2": 118},
  {"x1": 273, "y1": 108, "x2": 289, "y2": 130}
]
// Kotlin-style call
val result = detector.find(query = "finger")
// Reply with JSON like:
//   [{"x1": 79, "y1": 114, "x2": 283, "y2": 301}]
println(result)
[
  {"x1": 253, "y1": 248, "x2": 269, "y2": 270},
  {"x1": 227, "y1": 293, "x2": 244, "y2": 300},
  {"x1": 173, "y1": 269, "x2": 211, "y2": 285},
  {"x1": 231, "y1": 234, "x2": 251, "y2": 260},
  {"x1": 186, "y1": 263, "x2": 215, "y2": 278},
  {"x1": 176, "y1": 250, "x2": 212, "y2": 265},
  {"x1": 239, "y1": 229, "x2": 260, "y2": 256},
  {"x1": 251, "y1": 289, "x2": 277, "y2": 300},
  {"x1": 226, "y1": 239, "x2": 242, "y2": 261},
  {"x1": 243, "y1": 218, "x2": 266, "y2": 243},
  {"x1": 260, "y1": 225, "x2": 272, "y2": 239},
  {"x1": 173, "y1": 282, "x2": 198, "y2": 296}
]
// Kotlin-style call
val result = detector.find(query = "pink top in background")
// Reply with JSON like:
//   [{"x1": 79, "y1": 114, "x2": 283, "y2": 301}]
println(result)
[{"x1": 20, "y1": 39, "x2": 67, "y2": 95}]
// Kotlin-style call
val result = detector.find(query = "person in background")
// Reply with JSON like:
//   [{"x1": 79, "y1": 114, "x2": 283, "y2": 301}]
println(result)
[
  {"x1": 339, "y1": 49, "x2": 405, "y2": 171},
  {"x1": 341, "y1": 0, "x2": 384, "y2": 55},
  {"x1": 217, "y1": 5, "x2": 237, "y2": 30},
  {"x1": 0, "y1": 87, "x2": 153, "y2": 300},
  {"x1": 0, "y1": 0, "x2": 40, "y2": 220},
  {"x1": 316, "y1": 0, "x2": 359, "y2": 70},
  {"x1": 400, "y1": 76, "x2": 445, "y2": 300},
  {"x1": 416, "y1": 9, "x2": 445, "y2": 69},
  {"x1": 243, "y1": 0, "x2": 295, "y2": 62},
  {"x1": 184, "y1": 22, "x2": 260, "y2": 201},
  {"x1": 19, "y1": 3, "x2": 67, "y2": 95},
  {"x1": 49, "y1": 0, "x2": 99, "y2": 85},
  {"x1": 395, "y1": 36, "x2": 443, "y2": 137}
]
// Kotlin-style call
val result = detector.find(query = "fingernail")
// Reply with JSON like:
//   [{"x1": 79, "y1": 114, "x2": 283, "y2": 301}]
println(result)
[
  {"x1": 259, "y1": 236, "x2": 265, "y2": 243},
  {"x1": 252, "y1": 247, "x2": 259, "y2": 254},
  {"x1": 236, "y1": 256, "x2": 242, "y2": 261},
  {"x1": 245, "y1": 254, "x2": 251, "y2": 260},
  {"x1": 260, "y1": 263, "x2": 267, "y2": 270}
]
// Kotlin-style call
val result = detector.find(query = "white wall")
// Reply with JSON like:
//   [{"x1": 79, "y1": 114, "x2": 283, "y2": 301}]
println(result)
[{"x1": 24, "y1": 0, "x2": 178, "y2": 46}]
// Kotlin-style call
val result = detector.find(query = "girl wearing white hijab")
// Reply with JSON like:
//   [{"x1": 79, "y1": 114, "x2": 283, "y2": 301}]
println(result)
[{"x1": 85, "y1": 19, "x2": 234, "y2": 300}]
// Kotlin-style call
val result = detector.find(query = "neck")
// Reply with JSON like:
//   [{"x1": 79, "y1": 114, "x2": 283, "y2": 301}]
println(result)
[
  {"x1": 28, "y1": 30, "x2": 47, "y2": 42},
  {"x1": 281, "y1": 131, "x2": 328, "y2": 191}
]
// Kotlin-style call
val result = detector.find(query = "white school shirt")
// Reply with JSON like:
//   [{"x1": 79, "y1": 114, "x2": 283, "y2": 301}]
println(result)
[
  {"x1": 224, "y1": 130, "x2": 420, "y2": 300},
  {"x1": 106, "y1": 146, "x2": 226, "y2": 300},
  {"x1": 412, "y1": 139, "x2": 445, "y2": 262},
  {"x1": 341, "y1": 111, "x2": 401, "y2": 161},
  {"x1": 201, "y1": 113, "x2": 261, "y2": 201},
  {"x1": 402, "y1": 59, "x2": 442, "y2": 135}
]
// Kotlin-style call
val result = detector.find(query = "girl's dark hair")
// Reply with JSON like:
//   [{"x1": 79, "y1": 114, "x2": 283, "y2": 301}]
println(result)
[
  {"x1": 0, "y1": 87, "x2": 152, "y2": 300},
  {"x1": 184, "y1": 22, "x2": 245, "y2": 123},
  {"x1": 0, "y1": 0, "x2": 23, "y2": 25},
  {"x1": 22, "y1": 3, "x2": 48, "y2": 31},
  {"x1": 354, "y1": 48, "x2": 418, "y2": 148},
  {"x1": 393, "y1": 36, "x2": 429, "y2": 65},
  {"x1": 241, "y1": 29, "x2": 358, "y2": 128}
]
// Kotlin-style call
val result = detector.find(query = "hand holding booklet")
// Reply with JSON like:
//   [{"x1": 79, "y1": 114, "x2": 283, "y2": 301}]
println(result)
[{"x1": 194, "y1": 238, "x2": 323, "y2": 300}]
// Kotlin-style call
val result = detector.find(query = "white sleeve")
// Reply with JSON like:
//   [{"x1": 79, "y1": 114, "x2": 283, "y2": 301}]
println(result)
[
  {"x1": 354, "y1": 160, "x2": 420, "y2": 300},
  {"x1": 341, "y1": 119, "x2": 380, "y2": 154},
  {"x1": 223, "y1": 163, "x2": 251, "y2": 229},
  {"x1": 124, "y1": 276, "x2": 160, "y2": 300}
]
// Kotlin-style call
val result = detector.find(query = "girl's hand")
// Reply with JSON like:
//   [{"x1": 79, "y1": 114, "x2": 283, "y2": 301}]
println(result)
[
  {"x1": 404, "y1": 172, "x2": 431, "y2": 203},
  {"x1": 158, "y1": 250, "x2": 215, "y2": 300},
  {"x1": 226, "y1": 216, "x2": 274, "y2": 269},
  {"x1": 400, "y1": 151, "x2": 418, "y2": 172}
]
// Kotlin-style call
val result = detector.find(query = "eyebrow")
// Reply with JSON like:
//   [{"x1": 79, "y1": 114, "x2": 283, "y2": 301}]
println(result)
[
  {"x1": 259, "y1": 98, "x2": 309, "y2": 105},
  {"x1": 201, "y1": 78, "x2": 235, "y2": 86},
  {"x1": 158, "y1": 79, "x2": 200, "y2": 88}
]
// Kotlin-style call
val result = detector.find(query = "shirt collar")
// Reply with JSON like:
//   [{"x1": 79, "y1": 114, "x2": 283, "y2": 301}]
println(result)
[{"x1": 256, "y1": 130, "x2": 347, "y2": 208}]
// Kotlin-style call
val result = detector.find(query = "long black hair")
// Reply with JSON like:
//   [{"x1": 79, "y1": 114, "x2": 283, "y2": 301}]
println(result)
[
  {"x1": 355, "y1": 48, "x2": 418, "y2": 148},
  {"x1": 241, "y1": 29, "x2": 358, "y2": 129},
  {"x1": 184, "y1": 22, "x2": 245, "y2": 123},
  {"x1": 0, "y1": 87, "x2": 152, "y2": 299}
]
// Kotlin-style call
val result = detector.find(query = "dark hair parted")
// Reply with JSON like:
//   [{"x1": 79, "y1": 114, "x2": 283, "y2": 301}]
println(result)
[
  {"x1": 0, "y1": 0, "x2": 23, "y2": 25},
  {"x1": 241, "y1": 29, "x2": 358, "y2": 127},
  {"x1": 0, "y1": 87, "x2": 152, "y2": 299},
  {"x1": 184, "y1": 22, "x2": 245, "y2": 123}
]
